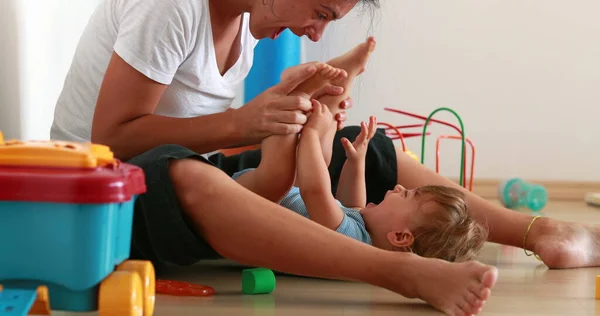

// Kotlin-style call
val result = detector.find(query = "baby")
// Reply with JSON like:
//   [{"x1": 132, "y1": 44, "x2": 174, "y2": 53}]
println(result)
[{"x1": 233, "y1": 38, "x2": 488, "y2": 262}]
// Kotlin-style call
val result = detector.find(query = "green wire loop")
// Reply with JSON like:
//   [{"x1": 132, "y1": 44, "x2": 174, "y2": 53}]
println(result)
[{"x1": 420, "y1": 107, "x2": 466, "y2": 187}]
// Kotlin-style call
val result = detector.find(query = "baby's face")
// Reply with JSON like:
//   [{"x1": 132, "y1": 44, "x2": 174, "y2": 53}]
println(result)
[{"x1": 361, "y1": 184, "x2": 424, "y2": 232}]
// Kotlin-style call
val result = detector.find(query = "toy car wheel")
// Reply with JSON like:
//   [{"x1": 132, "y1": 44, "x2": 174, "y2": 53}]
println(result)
[
  {"x1": 118, "y1": 260, "x2": 156, "y2": 316},
  {"x1": 99, "y1": 271, "x2": 143, "y2": 316}
]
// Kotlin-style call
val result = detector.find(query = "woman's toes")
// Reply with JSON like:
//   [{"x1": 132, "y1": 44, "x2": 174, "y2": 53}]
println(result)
[
  {"x1": 478, "y1": 287, "x2": 491, "y2": 301},
  {"x1": 467, "y1": 298, "x2": 484, "y2": 315},
  {"x1": 482, "y1": 267, "x2": 499, "y2": 288},
  {"x1": 458, "y1": 299, "x2": 473, "y2": 316},
  {"x1": 473, "y1": 298, "x2": 484, "y2": 310},
  {"x1": 465, "y1": 291, "x2": 482, "y2": 312},
  {"x1": 465, "y1": 291, "x2": 477, "y2": 305},
  {"x1": 475, "y1": 305, "x2": 483, "y2": 314},
  {"x1": 451, "y1": 305, "x2": 467, "y2": 316}
]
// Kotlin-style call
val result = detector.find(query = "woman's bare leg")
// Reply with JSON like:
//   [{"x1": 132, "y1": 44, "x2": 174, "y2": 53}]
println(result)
[
  {"x1": 170, "y1": 159, "x2": 498, "y2": 316},
  {"x1": 394, "y1": 146, "x2": 600, "y2": 269}
]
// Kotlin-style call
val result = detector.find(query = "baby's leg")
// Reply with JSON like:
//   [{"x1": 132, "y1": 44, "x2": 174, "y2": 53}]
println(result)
[
  {"x1": 235, "y1": 65, "x2": 350, "y2": 202},
  {"x1": 320, "y1": 119, "x2": 338, "y2": 167},
  {"x1": 234, "y1": 134, "x2": 297, "y2": 203},
  {"x1": 293, "y1": 38, "x2": 377, "y2": 164},
  {"x1": 287, "y1": 64, "x2": 346, "y2": 166}
]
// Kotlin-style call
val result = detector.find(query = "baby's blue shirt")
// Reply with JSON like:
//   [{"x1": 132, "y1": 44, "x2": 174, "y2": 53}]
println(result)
[{"x1": 233, "y1": 169, "x2": 372, "y2": 245}]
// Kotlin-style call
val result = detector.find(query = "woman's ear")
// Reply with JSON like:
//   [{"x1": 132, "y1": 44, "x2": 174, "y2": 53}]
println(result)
[{"x1": 387, "y1": 230, "x2": 414, "y2": 248}]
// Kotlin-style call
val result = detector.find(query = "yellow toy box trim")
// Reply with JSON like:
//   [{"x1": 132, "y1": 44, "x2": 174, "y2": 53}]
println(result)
[{"x1": 0, "y1": 131, "x2": 115, "y2": 168}]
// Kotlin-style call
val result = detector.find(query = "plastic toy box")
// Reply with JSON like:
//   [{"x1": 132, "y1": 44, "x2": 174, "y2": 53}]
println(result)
[{"x1": 0, "y1": 133, "x2": 155, "y2": 316}]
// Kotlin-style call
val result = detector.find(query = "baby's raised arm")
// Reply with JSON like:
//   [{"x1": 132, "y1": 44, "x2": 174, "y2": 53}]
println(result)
[
  {"x1": 295, "y1": 100, "x2": 345, "y2": 230},
  {"x1": 335, "y1": 117, "x2": 377, "y2": 209}
]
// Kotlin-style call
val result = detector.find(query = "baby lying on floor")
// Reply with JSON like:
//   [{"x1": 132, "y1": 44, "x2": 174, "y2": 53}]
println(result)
[{"x1": 233, "y1": 38, "x2": 488, "y2": 262}]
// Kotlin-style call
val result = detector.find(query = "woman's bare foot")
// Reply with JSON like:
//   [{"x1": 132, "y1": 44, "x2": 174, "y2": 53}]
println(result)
[
  {"x1": 328, "y1": 36, "x2": 377, "y2": 78},
  {"x1": 318, "y1": 36, "x2": 377, "y2": 115},
  {"x1": 382, "y1": 255, "x2": 498, "y2": 316},
  {"x1": 289, "y1": 62, "x2": 348, "y2": 99},
  {"x1": 528, "y1": 217, "x2": 600, "y2": 268}
]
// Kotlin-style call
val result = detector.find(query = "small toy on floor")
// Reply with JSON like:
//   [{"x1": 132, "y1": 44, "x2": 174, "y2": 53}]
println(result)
[
  {"x1": 155, "y1": 280, "x2": 215, "y2": 297},
  {"x1": 498, "y1": 178, "x2": 548, "y2": 212},
  {"x1": 242, "y1": 268, "x2": 276, "y2": 295},
  {"x1": 585, "y1": 193, "x2": 600, "y2": 207}
]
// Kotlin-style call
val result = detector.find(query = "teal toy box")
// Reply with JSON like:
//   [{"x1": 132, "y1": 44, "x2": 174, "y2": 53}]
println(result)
[{"x1": 0, "y1": 133, "x2": 155, "y2": 316}]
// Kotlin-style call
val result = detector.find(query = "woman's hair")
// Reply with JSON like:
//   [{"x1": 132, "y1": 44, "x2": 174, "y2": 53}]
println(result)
[
  {"x1": 407, "y1": 185, "x2": 489, "y2": 262},
  {"x1": 358, "y1": 0, "x2": 380, "y2": 7}
]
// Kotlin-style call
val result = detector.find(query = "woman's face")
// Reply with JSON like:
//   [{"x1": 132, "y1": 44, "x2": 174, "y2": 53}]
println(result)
[{"x1": 249, "y1": 0, "x2": 359, "y2": 42}]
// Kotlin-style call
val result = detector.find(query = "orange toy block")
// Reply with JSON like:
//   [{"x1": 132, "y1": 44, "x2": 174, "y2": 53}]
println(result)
[
  {"x1": 596, "y1": 275, "x2": 600, "y2": 299},
  {"x1": 29, "y1": 286, "x2": 51, "y2": 315}
]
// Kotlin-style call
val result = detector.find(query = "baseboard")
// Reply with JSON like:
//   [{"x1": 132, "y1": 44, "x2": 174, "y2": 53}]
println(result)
[{"x1": 452, "y1": 178, "x2": 600, "y2": 201}]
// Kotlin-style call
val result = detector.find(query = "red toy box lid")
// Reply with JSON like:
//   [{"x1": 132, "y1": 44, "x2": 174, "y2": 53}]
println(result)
[
  {"x1": 0, "y1": 162, "x2": 146, "y2": 204},
  {"x1": 0, "y1": 137, "x2": 146, "y2": 204}
]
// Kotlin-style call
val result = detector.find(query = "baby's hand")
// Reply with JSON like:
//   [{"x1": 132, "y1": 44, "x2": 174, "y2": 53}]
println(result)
[
  {"x1": 341, "y1": 116, "x2": 377, "y2": 162},
  {"x1": 304, "y1": 99, "x2": 334, "y2": 137}
]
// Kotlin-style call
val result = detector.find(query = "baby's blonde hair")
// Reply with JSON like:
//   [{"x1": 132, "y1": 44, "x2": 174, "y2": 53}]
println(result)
[{"x1": 408, "y1": 185, "x2": 488, "y2": 262}]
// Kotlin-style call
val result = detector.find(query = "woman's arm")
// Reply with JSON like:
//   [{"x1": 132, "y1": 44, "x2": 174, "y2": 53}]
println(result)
[{"x1": 92, "y1": 53, "x2": 320, "y2": 160}]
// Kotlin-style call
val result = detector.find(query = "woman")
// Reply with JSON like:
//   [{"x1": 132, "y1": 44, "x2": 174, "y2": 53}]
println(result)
[{"x1": 50, "y1": 0, "x2": 598, "y2": 314}]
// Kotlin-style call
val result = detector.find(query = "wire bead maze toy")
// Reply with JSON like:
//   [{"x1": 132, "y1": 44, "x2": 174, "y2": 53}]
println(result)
[{"x1": 378, "y1": 107, "x2": 476, "y2": 192}]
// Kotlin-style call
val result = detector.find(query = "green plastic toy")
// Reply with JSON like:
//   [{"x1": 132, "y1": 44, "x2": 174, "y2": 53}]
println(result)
[{"x1": 242, "y1": 268, "x2": 276, "y2": 295}]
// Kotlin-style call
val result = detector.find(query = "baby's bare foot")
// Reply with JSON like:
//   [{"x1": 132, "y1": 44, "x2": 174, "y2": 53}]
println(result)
[
  {"x1": 383, "y1": 255, "x2": 497, "y2": 316},
  {"x1": 290, "y1": 63, "x2": 347, "y2": 99},
  {"x1": 319, "y1": 37, "x2": 377, "y2": 115}
]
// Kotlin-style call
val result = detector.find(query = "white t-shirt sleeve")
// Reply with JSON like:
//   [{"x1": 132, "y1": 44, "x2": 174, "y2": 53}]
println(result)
[{"x1": 113, "y1": 0, "x2": 195, "y2": 85}]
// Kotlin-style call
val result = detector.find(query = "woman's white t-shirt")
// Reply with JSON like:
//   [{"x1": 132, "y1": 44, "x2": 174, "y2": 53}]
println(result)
[{"x1": 50, "y1": 0, "x2": 258, "y2": 143}]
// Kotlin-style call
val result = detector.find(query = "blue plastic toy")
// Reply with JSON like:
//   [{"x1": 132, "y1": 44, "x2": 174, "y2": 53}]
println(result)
[{"x1": 498, "y1": 178, "x2": 548, "y2": 212}]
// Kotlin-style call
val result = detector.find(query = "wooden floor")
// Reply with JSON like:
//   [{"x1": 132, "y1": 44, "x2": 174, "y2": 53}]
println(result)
[{"x1": 58, "y1": 201, "x2": 600, "y2": 315}]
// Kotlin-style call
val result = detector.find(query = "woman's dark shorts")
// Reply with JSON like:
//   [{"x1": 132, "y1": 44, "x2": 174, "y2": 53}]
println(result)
[{"x1": 126, "y1": 126, "x2": 398, "y2": 269}]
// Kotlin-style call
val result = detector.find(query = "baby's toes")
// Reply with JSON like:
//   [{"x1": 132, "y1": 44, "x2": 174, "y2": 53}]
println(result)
[
  {"x1": 336, "y1": 69, "x2": 348, "y2": 80},
  {"x1": 318, "y1": 65, "x2": 331, "y2": 77},
  {"x1": 313, "y1": 62, "x2": 327, "y2": 72}
]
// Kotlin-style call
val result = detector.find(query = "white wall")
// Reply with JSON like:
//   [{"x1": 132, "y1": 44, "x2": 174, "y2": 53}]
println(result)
[
  {"x1": 0, "y1": 0, "x2": 22, "y2": 140},
  {"x1": 304, "y1": 0, "x2": 600, "y2": 181},
  {"x1": 0, "y1": 0, "x2": 99, "y2": 141},
  {"x1": 2, "y1": 0, "x2": 598, "y2": 182}
]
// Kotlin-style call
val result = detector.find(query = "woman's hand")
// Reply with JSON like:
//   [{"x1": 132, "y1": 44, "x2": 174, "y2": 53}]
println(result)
[
  {"x1": 283, "y1": 62, "x2": 353, "y2": 131},
  {"x1": 232, "y1": 63, "x2": 326, "y2": 140}
]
